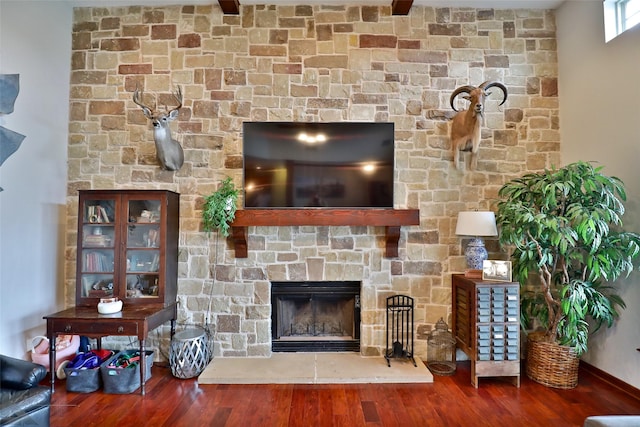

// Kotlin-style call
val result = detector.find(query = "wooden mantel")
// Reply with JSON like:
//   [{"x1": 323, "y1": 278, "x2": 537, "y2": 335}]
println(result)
[{"x1": 230, "y1": 208, "x2": 420, "y2": 258}]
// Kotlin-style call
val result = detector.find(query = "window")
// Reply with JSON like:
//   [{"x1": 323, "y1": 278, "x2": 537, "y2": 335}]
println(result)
[
  {"x1": 621, "y1": 0, "x2": 640, "y2": 29},
  {"x1": 604, "y1": 0, "x2": 640, "y2": 42}
]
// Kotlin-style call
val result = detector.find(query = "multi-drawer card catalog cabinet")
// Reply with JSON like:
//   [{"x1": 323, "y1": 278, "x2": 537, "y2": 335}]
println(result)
[{"x1": 452, "y1": 274, "x2": 520, "y2": 387}]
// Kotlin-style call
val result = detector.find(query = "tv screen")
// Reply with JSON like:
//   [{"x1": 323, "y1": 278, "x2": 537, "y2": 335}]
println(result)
[{"x1": 243, "y1": 122, "x2": 394, "y2": 208}]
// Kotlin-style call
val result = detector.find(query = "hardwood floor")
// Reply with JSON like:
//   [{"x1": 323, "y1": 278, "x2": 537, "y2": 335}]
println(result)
[{"x1": 50, "y1": 361, "x2": 640, "y2": 427}]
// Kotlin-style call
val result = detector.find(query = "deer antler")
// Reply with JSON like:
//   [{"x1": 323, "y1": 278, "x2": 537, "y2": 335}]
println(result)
[
  {"x1": 170, "y1": 86, "x2": 182, "y2": 111},
  {"x1": 132, "y1": 87, "x2": 153, "y2": 119}
]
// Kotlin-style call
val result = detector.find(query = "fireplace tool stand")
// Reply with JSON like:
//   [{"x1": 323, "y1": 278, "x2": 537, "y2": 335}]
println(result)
[{"x1": 385, "y1": 294, "x2": 417, "y2": 367}]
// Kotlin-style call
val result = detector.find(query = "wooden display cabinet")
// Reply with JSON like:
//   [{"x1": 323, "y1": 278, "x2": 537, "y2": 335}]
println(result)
[
  {"x1": 76, "y1": 189, "x2": 179, "y2": 307},
  {"x1": 452, "y1": 274, "x2": 520, "y2": 388}
]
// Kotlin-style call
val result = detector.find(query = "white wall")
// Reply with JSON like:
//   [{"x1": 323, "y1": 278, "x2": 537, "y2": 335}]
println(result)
[
  {"x1": 556, "y1": 0, "x2": 640, "y2": 388},
  {"x1": 0, "y1": 1, "x2": 71, "y2": 358}
]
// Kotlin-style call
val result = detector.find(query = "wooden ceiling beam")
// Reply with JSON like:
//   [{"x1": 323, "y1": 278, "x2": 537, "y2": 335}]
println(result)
[
  {"x1": 218, "y1": 1, "x2": 411, "y2": 16},
  {"x1": 218, "y1": 0, "x2": 240, "y2": 15},
  {"x1": 392, "y1": 0, "x2": 413, "y2": 15}
]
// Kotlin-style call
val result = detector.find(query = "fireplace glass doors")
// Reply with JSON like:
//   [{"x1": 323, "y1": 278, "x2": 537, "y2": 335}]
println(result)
[{"x1": 271, "y1": 281, "x2": 360, "y2": 352}]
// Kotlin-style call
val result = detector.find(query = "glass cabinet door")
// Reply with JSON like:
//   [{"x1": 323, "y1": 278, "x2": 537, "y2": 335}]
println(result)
[
  {"x1": 125, "y1": 198, "x2": 162, "y2": 299},
  {"x1": 79, "y1": 197, "x2": 116, "y2": 298},
  {"x1": 76, "y1": 189, "x2": 178, "y2": 307}
]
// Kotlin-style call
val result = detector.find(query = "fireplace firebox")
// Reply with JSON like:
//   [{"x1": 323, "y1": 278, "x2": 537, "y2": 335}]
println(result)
[{"x1": 271, "y1": 281, "x2": 360, "y2": 352}]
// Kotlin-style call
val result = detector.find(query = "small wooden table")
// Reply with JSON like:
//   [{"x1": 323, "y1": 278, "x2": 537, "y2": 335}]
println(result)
[{"x1": 44, "y1": 303, "x2": 177, "y2": 395}]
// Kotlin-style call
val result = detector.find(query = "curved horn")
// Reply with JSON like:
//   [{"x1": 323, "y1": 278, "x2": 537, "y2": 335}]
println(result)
[
  {"x1": 449, "y1": 85, "x2": 475, "y2": 112},
  {"x1": 479, "y1": 81, "x2": 508, "y2": 106}
]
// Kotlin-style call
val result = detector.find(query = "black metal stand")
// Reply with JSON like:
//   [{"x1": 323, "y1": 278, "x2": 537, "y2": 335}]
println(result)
[{"x1": 385, "y1": 295, "x2": 417, "y2": 367}]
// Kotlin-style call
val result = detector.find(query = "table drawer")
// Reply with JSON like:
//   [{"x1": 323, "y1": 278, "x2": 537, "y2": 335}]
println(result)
[{"x1": 50, "y1": 320, "x2": 138, "y2": 336}]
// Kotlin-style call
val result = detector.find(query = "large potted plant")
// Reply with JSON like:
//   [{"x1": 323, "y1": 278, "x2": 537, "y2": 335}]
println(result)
[{"x1": 495, "y1": 161, "x2": 640, "y2": 388}]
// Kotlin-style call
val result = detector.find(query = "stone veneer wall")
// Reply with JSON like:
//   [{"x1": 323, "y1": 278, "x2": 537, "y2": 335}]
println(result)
[{"x1": 66, "y1": 4, "x2": 560, "y2": 358}]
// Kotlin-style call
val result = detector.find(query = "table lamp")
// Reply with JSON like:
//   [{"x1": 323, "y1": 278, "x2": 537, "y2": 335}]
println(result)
[{"x1": 455, "y1": 211, "x2": 498, "y2": 276}]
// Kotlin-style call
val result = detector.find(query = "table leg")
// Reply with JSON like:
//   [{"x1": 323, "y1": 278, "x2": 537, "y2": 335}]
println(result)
[
  {"x1": 48, "y1": 331, "x2": 56, "y2": 393},
  {"x1": 139, "y1": 338, "x2": 146, "y2": 396}
]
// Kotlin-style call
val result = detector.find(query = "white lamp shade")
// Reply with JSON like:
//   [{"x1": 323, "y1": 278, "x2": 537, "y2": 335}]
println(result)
[{"x1": 455, "y1": 211, "x2": 498, "y2": 237}]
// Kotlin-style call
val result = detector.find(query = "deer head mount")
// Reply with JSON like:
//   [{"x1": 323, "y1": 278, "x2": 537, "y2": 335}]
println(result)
[{"x1": 133, "y1": 86, "x2": 185, "y2": 171}]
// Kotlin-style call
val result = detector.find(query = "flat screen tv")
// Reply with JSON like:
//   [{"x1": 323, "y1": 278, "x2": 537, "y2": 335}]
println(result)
[{"x1": 243, "y1": 122, "x2": 394, "y2": 209}]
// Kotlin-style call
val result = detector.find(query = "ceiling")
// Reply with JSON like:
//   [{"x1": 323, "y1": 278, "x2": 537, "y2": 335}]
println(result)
[{"x1": 70, "y1": 0, "x2": 567, "y2": 10}]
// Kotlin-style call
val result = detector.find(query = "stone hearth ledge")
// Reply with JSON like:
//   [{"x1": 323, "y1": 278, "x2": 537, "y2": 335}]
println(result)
[{"x1": 197, "y1": 353, "x2": 434, "y2": 384}]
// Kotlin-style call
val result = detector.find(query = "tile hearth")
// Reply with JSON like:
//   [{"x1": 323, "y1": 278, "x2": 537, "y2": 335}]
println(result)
[{"x1": 198, "y1": 352, "x2": 434, "y2": 385}]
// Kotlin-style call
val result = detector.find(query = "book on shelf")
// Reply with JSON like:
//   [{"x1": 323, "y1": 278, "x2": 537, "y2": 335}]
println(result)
[
  {"x1": 147, "y1": 228, "x2": 159, "y2": 247},
  {"x1": 99, "y1": 206, "x2": 110, "y2": 222},
  {"x1": 84, "y1": 234, "x2": 111, "y2": 247},
  {"x1": 87, "y1": 205, "x2": 111, "y2": 223},
  {"x1": 84, "y1": 251, "x2": 113, "y2": 272}
]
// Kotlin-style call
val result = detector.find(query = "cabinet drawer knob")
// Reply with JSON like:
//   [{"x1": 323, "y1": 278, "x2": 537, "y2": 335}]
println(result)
[
  {"x1": 117, "y1": 326, "x2": 124, "y2": 333},
  {"x1": 64, "y1": 325, "x2": 72, "y2": 332}
]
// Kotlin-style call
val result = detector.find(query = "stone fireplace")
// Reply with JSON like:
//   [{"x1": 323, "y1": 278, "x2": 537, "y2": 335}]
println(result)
[
  {"x1": 62, "y1": 4, "x2": 561, "y2": 362},
  {"x1": 271, "y1": 281, "x2": 360, "y2": 352}
]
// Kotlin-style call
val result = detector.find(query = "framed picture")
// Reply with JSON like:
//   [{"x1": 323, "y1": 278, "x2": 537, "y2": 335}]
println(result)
[{"x1": 482, "y1": 260, "x2": 512, "y2": 282}]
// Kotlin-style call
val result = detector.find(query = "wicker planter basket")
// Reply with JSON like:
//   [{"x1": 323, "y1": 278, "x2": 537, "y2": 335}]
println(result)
[{"x1": 526, "y1": 331, "x2": 579, "y2": 389}]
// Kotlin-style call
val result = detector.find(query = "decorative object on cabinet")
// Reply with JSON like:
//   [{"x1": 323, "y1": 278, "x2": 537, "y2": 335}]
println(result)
[
  {"x1": 75, "y1": 189, "x2": 179, "y2": 306},
  {"x1": 496, "y1": 161, "x2": 640, "y2": 388},
  {"x1": 455, "y1": 211, "x2": 498, "y2": 275},
  {"x1": 426, "y1": 318, "x2": 456, "y2": 376},
  {"x1": 132, "y1": 87, "x2": 184, "y2": 171},
  {"x1": 482, "y1": 260, "x2": 512, "y2": 282},
  {"x1": 97, "y1": 298, "x2": 123, "y2": 314},
  {"x1": 384, "y1": 295, "x2": 416, "y2": 367},
  {"x1": 452, "y1": 274, "x2": 520, "y2": 388}
]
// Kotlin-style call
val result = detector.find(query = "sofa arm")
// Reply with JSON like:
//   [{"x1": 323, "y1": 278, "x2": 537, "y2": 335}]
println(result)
[
  {"x1": 584, "y1": 416, "x2": 640, "y2": 427},
  {"x1": 0, "y1": 355, "x2": 47, "y2": 390}
]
